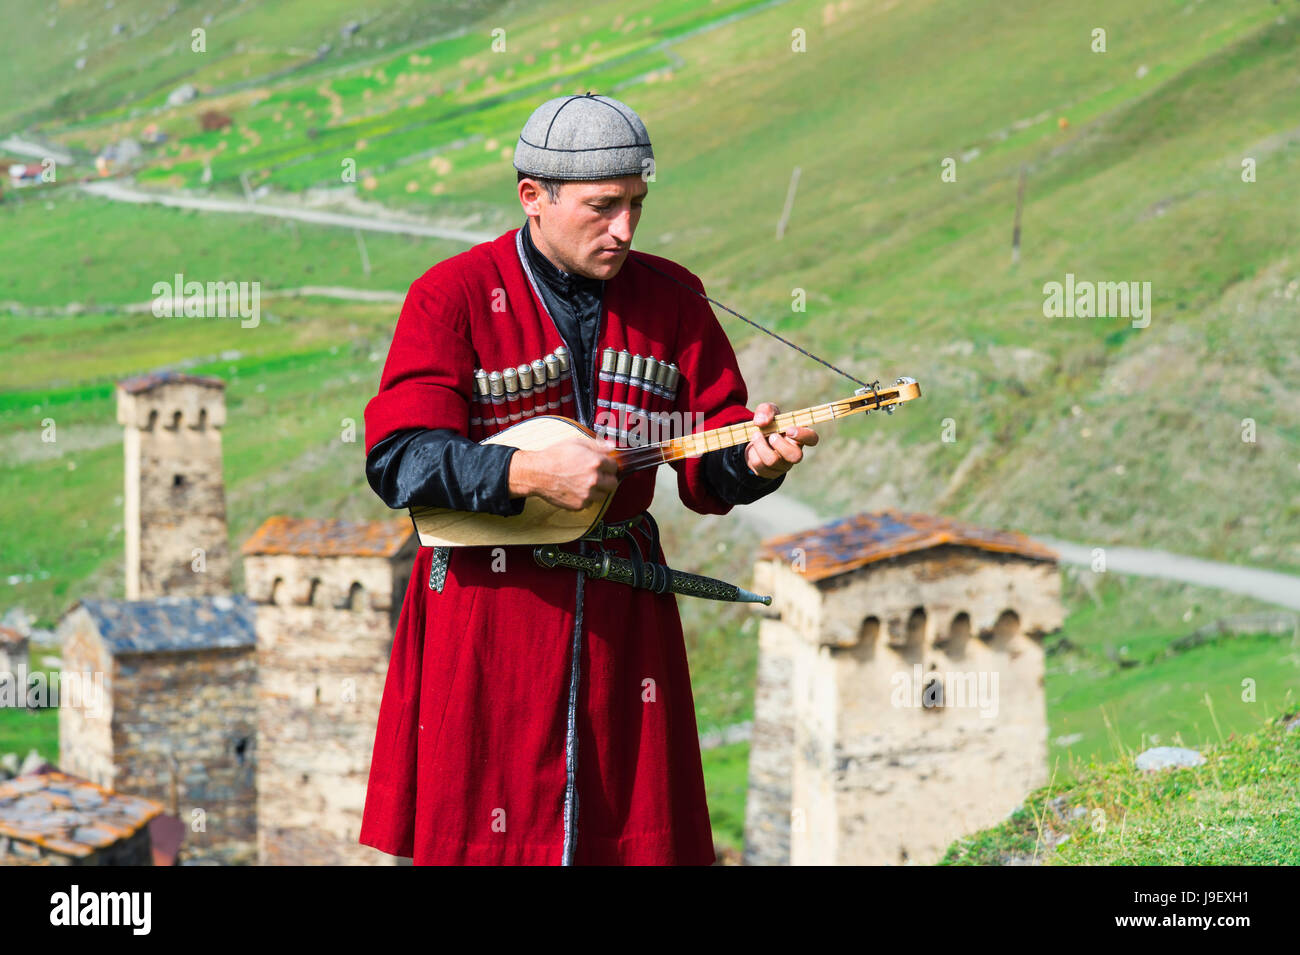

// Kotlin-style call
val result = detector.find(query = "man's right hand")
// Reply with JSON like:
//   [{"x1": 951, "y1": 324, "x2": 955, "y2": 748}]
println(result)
[{"x1": 508, "y1": 436, "x2": 620, "y2": 511}]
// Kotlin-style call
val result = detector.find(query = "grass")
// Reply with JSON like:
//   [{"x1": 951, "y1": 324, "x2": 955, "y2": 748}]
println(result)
[
  {"x1": 0, "y1": 189, "x2": 463, "y2": 309},
  {"x1": 8, "y1": 0, "x2": 1298, "y2": 581},
  {"x1": 700, "y1": 741, "x2": 749, "y2": 854},
  {"x1": 0, "y1": 644, "x2": 61, "y2": 766},
  {"x1": 941, "y1": 704, "x2": 1300, "y2": 865},
  {"x1": 0, "y1": 0, "x2": 516, "y2": 130},
  {"x1": 1044, "y1": 568, "x2": 1300, "y2": 777}
]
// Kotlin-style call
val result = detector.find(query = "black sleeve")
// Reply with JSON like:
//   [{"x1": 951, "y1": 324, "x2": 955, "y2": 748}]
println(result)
[
  {"x1": 366, "y1": 427, "x2": 527, "y2": 516},
  {"x1": 702, "y1": 441, "x2": 786, "y2": 507}
]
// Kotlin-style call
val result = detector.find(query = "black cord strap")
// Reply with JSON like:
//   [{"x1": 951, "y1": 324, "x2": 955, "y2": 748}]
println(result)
[{"x1": 630, "y1": 255, "x2": 877, "y2": 391}]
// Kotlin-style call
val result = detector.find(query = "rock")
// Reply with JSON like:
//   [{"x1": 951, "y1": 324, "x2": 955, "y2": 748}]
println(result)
[
  {"x1": 341, "y1": 20, "x2": 361, "y2": 39},
  {"x1": 167, "y1": 83, "x2": 198, "y2": 107},
  {"x1": 1135, "y1": 746, "x2": 1205, "y2": 771},
  {"x1": 19, "y1": 749, "x2": 47, "y2": 775},
  {"x1": 712, "y1": 843, "x2": 742, "y2": 866},
  {"x1": 1, "y1": 608, "x2": 33, "y2": 633},
  {"x1": 114, "y1": 138, "x2": 142, "y2": 163}
]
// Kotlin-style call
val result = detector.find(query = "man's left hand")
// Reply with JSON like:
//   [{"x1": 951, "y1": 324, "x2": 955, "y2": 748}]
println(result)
[{"x1": 744, "y1": 402, "x2": 819, "y2": 479}]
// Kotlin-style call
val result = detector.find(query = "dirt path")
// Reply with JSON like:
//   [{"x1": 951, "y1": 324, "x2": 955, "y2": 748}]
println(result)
[
  {"x1": 660, "y1": 470, "x2": 1300, "y2": 611},
  {"x1": 2, "y1": 285, "x2": 406, "y2": 317},
  {"x1": 1032, "y1": 537, "x2": 1300, "y2": 611},
  {"x1": 78, "y1": 179, "x2": 495, "y2": 243}
]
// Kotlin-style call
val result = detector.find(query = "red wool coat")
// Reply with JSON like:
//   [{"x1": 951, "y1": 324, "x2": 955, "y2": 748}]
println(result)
[{"x1": 358, "y1": 226, "x2": 762, "y2": 865}]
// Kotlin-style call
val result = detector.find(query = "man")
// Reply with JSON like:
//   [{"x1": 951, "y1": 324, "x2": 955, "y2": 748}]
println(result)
[{"x1": 359, "y1": 93, "x2": 818, "y2": 865}]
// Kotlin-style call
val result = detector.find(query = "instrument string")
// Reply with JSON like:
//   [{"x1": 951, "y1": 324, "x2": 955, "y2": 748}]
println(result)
[
  {"x1": 629, "y1": 254, "x2": 878, "y2": 391},
  {"x1": 614, "y1": 393, "x2": 894, "y2": 473}
]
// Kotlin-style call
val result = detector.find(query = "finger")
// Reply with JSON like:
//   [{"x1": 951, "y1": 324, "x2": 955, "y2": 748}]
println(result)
[
  {"x1": 751, "y1": 435, "x2": 781, "y2": 469},
  {"x1": 755, "y1": 402, "x2": 780, "y2": 425},
  {"x1": 784, "y1": 426, "x2": 820, "y2": 447},
  {"x1": 747, "y1": 452, "x2": 778, "y2": 479},
  {"x1": 767, "y1": 433, "x2": 803, "y2": 465}
]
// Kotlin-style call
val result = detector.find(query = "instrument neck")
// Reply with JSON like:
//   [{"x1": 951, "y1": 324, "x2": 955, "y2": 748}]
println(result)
[{"x1": 615, "y1": 402, "x2": 840, "y2": 473}]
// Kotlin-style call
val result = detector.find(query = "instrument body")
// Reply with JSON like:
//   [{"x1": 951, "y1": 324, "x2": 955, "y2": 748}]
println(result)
[
  {"x1": 408, "y1": 378, "x2": 922, "y2": 547},
  {"x1": 410, "y1": 415, "x2": 614, "y2": 547}
]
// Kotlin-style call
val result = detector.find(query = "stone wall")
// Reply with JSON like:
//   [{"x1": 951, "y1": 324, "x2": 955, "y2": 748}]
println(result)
[
  {"x1": 743, "y1": 616, "x2": 795, "y2": 866},
  {"x1": 109, "y1": 647, "x2": 258, "y2": 865},
  {"x1": 746, "y1": 545, "x2": 1063, "y2": 865},
  {"x1": 57, "y1": 610, "x2": 116, "y2": 790},
  {"x1": 59, "y1": 611, "x2": 257, "y2": 866},
  {"x1": 0, "y1": 631, "x2": 28, "y2": 695},
  {"x1": 246, "y1": 550, "x2": 413, "y2": 865}
]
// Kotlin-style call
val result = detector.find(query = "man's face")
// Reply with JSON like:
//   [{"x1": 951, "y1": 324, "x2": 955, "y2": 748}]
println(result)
[{"x1": 519, "y1": 175, "x2": 647, "y2": 280}]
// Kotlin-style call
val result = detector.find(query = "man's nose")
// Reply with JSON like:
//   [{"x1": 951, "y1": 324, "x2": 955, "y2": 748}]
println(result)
[{"x1": 609, "y1": 210, "x2": 634, "y2": 243}]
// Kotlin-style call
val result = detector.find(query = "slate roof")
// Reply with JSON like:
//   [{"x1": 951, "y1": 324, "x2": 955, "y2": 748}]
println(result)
[
  {"x1": 0, "y1": 771, "x2": 164, "y2": 859},
  {"x1": 757, "y1": 509, "x2": 1058, "y2": 583},
  {"x1": 117, "y1": 370, "x2": 226, "y2": 394},
  {"x1": 241, "y1": 516, "x2": 413, "y2": 558},
  {"x1": 72, "y1": 595, "x2": 256, "y2": 656}
]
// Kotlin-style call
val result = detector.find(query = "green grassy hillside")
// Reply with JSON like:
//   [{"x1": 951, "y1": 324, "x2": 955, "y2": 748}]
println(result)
[
  {"x1": 941, "y1": 705, "x2": 1300, "y2": 865},
  {"x1": 2, "y1": 0, "x2": 1298, "y2": 859}
]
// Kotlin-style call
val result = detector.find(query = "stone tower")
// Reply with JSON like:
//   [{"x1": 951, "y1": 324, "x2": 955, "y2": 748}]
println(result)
[
  {"x1": 116, "y1": 371, "x2": 232, "y2": 599},
  {"x1": 241, "y1": 516, "x2": 417, "y2": 865},
  {"x1": 744, "y1": 510, "x2": 1063, "y2": 866},
  {"x1": 56, "y1": 594, "x2": 259, "y2": 865}
]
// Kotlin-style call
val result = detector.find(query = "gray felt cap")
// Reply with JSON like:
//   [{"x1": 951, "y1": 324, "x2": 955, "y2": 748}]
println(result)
[{"x1": 514, "y1": 92, "x2": 654, "y2": 181}]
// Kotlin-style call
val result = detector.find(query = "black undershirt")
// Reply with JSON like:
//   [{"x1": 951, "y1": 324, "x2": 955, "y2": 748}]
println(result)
[{"x1": 365, "y1": 220, "x2": 784, "y2": 513}]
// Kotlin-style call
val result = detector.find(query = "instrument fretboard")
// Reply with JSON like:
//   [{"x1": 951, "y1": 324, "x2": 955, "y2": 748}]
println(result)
[{"x1": 615, "y1": 386, "x2": 910, "y2": 473}]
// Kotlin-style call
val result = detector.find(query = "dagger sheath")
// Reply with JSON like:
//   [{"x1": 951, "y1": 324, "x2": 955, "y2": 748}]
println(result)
[{"x1": 533, "y1": 544, "x2": 772, "y2": 605}]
